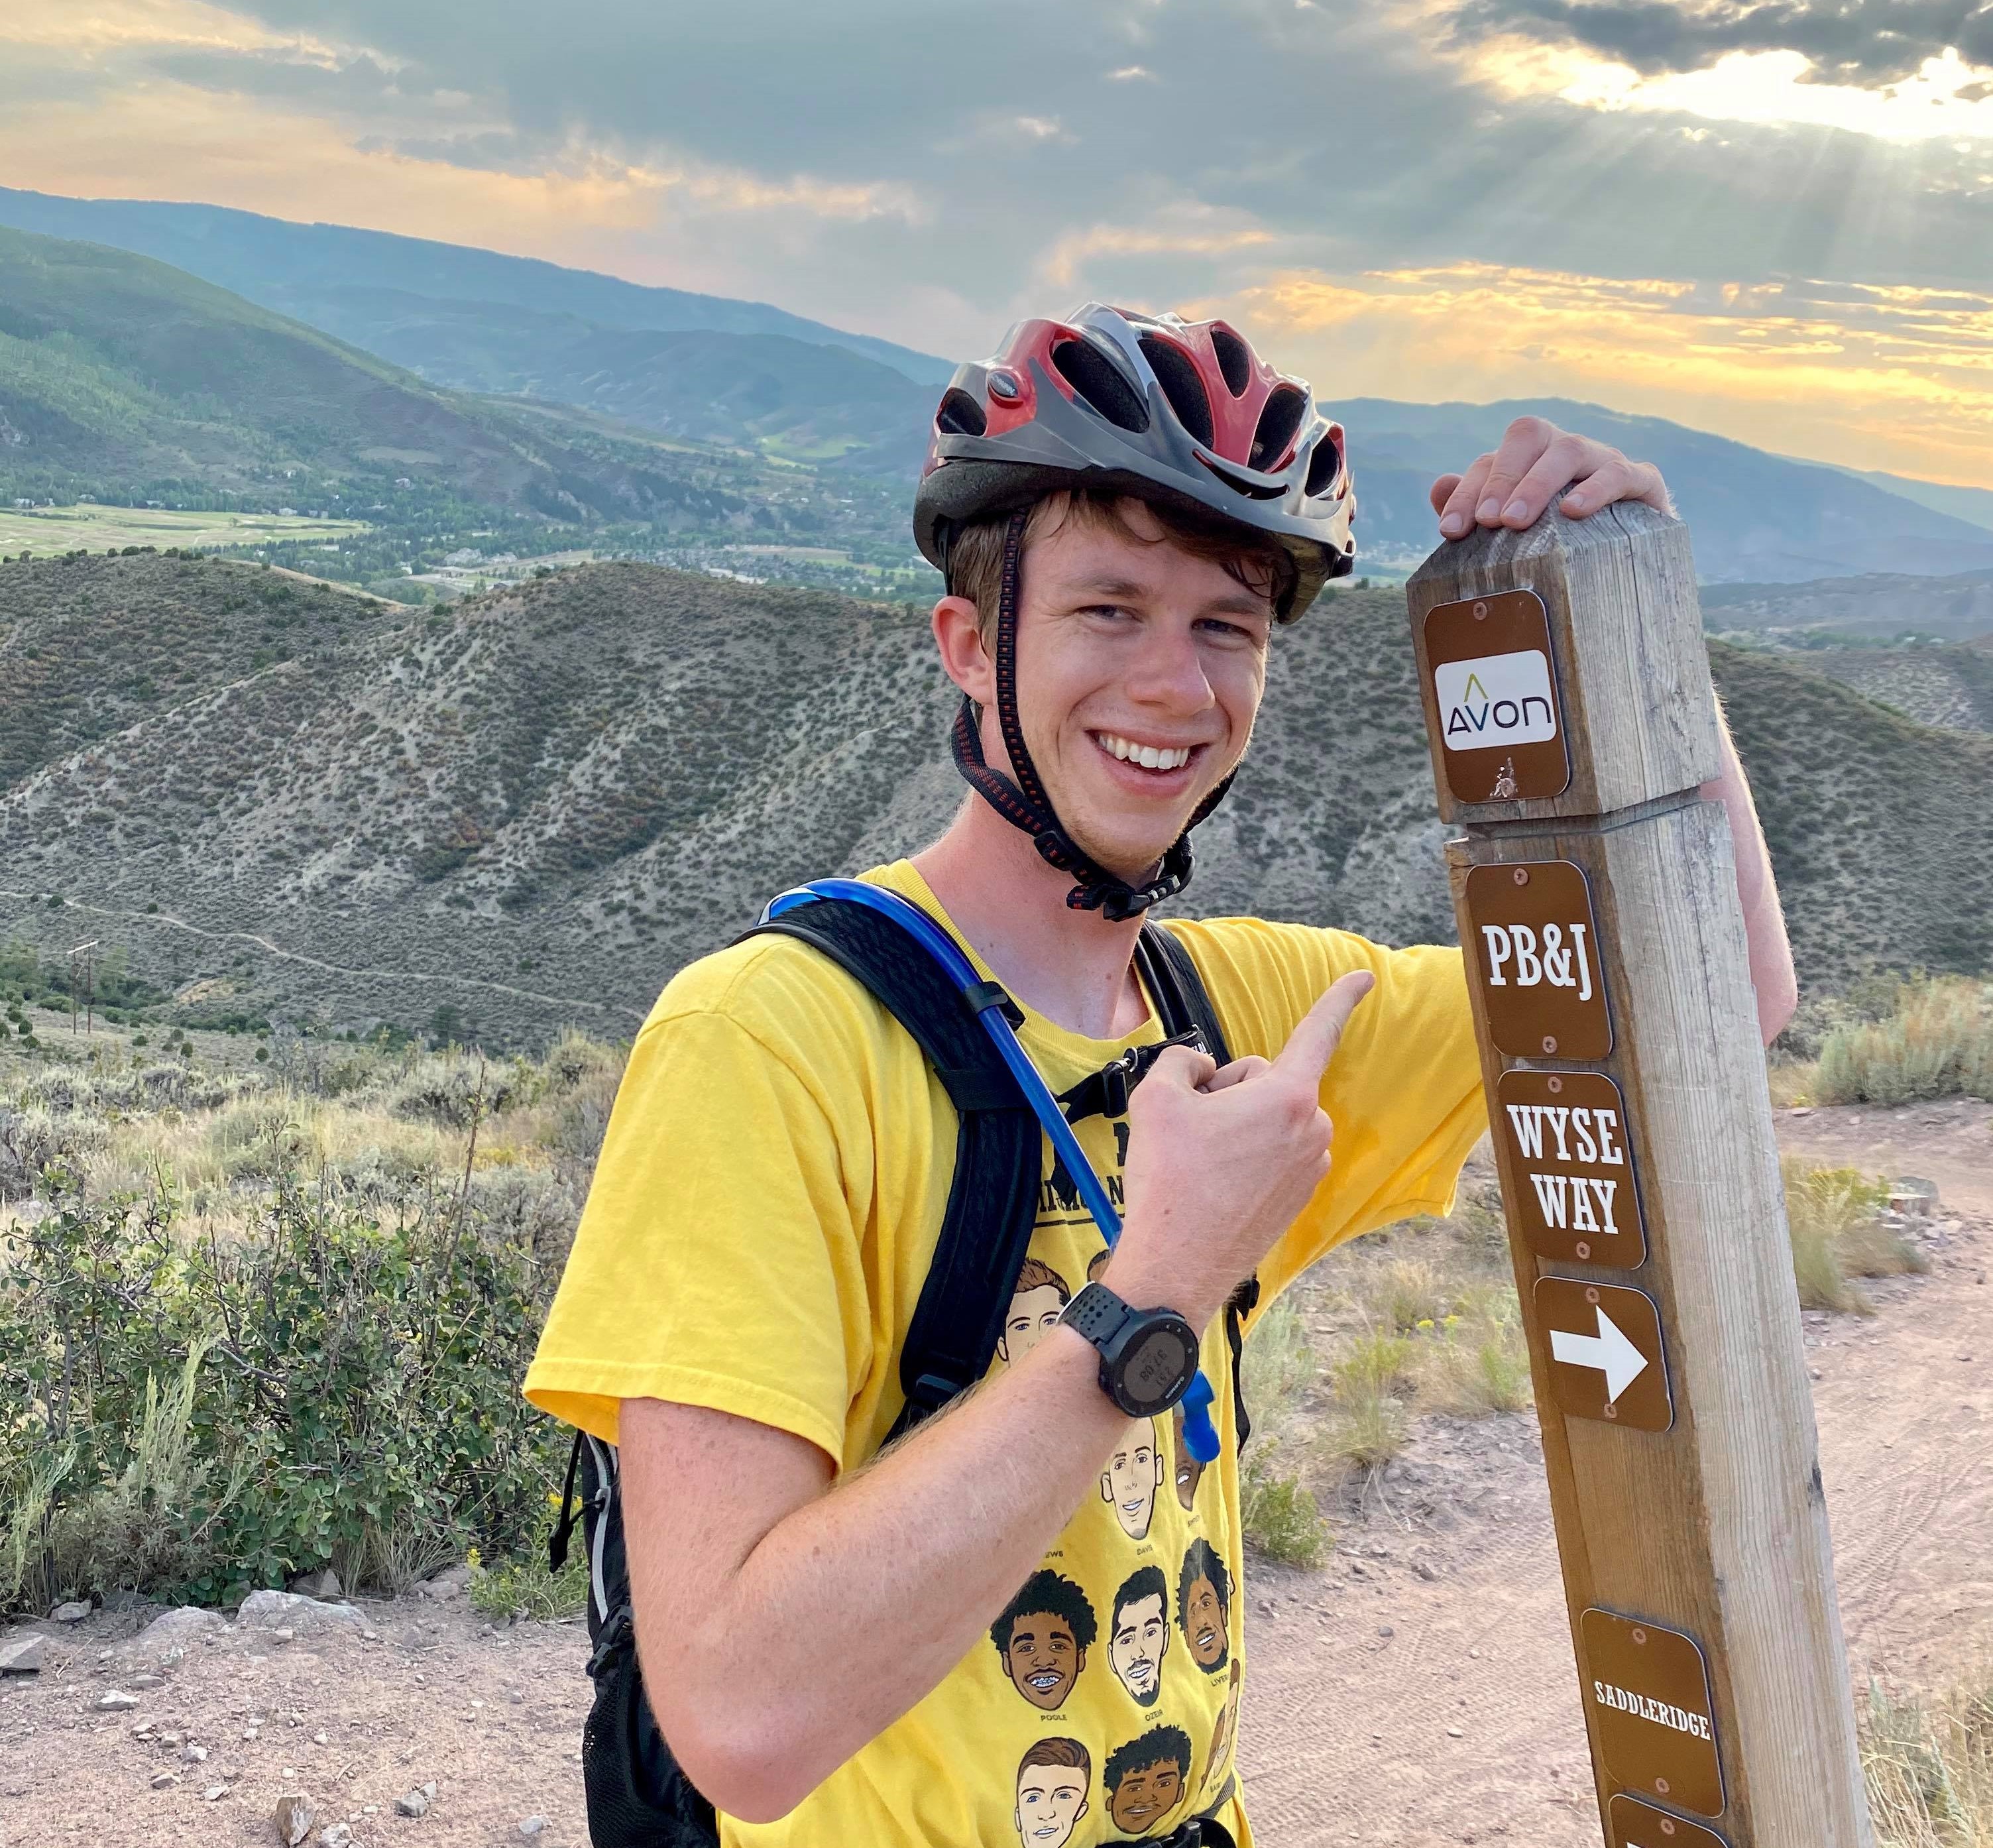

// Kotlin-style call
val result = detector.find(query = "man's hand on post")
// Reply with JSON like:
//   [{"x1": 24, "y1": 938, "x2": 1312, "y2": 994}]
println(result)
[
  {"x1": 1105, "y1": 970, "x2": 1375, "y2": 1329},
  {"x1": 1430, "y1": 416, "x2": 1670, "y2": 540}
]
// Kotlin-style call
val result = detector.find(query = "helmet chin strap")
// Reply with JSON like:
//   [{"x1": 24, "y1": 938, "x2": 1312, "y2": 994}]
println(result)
[{"x1": 946, "y1": 510, "x2": 1235, "y2": 923}]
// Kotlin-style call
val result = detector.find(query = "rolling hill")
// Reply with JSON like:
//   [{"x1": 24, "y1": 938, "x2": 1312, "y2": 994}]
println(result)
[
  {"x1": 4, "y1": 193, "x2": 1991, "y2": 587},
  {"x1": 0, "y1": 188, "x2": 951, "y2": 386},
  {"x1": 1339, "y1": 399, "x2": 1993, "y2": 583},
  {"x1": 0, "y1": 226, "x2": 923, "y2": 589},
  {"x1": 1, "y1": 552, "x2": 1986, "y2": 1047}
]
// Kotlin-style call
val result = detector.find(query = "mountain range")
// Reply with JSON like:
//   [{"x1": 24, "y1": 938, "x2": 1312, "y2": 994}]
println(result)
[
  {"x1": 3, "y1": 190, "x2": 1992, "y2": 587},
  {"x1": 2, "y1": 552, "x2": 1986, "y2": 1049}
]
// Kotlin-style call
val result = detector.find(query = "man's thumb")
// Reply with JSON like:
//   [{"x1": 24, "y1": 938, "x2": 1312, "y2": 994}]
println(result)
[{"x1": 1273, "y1": 971, "x2": 1375, "y2": 1082}]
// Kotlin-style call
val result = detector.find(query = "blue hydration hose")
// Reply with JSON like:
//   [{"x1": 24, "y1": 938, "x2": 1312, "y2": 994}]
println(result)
[{"x1": 766, "y1": 878, "x2": 1222, "y2": 1464}]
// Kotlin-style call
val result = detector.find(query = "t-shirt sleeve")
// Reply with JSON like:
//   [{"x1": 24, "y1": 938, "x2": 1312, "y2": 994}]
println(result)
[
  {"x1": 1173, "y1": 920, "x2": 1487, "y2": 1305},
  {"x1": 523, "y1": 1002, "x2": 872, "y2": 1468}
]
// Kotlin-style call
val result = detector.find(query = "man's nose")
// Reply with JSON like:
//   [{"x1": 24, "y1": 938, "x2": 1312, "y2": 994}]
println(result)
[{"x1": 1124, "y1": 630, "x2": 1216, "y2": 712}]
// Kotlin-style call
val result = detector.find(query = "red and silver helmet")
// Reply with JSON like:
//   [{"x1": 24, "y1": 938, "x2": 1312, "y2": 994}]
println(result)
[{"x1": 914, "y1": 302, "x2": 1356, "y2": 618}]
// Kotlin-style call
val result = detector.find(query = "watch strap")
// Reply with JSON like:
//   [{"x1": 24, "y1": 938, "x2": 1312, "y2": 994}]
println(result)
[{"x1": 1060, "y1": 1281, "x2": 1132, "y2": 1350}]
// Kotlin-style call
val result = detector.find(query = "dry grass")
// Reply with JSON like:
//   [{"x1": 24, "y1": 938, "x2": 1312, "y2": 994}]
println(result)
[
  {"x1": 1867, "y1": 1672, "x2": 1993, "y2": 1846},
  {"x1": 1817, "y1": 977, "x2": 1993, "y2": 1107},
  {"x1": 1785, "y1": 1159, "x2": 1927, "y2": 1314},
  {"x1": 1237, "y1": 1169, "x2": 1530, "y2": 1558}
]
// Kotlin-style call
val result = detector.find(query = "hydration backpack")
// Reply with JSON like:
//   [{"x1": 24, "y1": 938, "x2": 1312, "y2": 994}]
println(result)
[{"x1": 547, "y1": 894, "x2": 1250, "y2": 1847}]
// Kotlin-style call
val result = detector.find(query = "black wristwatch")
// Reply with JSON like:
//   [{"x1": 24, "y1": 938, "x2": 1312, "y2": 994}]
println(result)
[{"x1": 1058, "y1": 1282, "x2": 1200, "y2": 1419}]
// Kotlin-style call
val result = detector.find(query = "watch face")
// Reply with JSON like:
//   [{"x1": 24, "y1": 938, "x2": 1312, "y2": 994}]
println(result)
[{"x1": 1122, "y1": 1324, "x2": 1195, "y2": 1411}]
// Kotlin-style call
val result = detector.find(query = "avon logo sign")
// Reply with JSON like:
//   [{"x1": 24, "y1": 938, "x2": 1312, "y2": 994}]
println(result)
[{"x1": 1434, "y1": 650, "x2": 1559, "y2": 749}]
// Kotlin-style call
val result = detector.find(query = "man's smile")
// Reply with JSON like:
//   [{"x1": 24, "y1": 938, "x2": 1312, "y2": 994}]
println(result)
[{"x1": 1025, "y1": 1669, "x2": 1062, "y2": 1694}]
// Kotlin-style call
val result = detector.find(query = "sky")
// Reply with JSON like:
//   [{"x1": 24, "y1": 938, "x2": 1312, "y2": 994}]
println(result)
[{"x1": 5, "y1": 0, "x2": 1993, "y2": 487}]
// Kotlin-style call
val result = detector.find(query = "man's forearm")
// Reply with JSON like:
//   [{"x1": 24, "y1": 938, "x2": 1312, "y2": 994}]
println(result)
[
  {"x1": 1700, "y1": 702, "x2": 1797, "y2": 1044},
  {"x1": 626, "y1": 1320, "x2": 1137, "y2": 1820}
]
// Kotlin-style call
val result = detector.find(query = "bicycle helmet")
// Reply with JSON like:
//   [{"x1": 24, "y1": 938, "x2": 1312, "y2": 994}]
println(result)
[{"x1": 913, "y1": 303, "x2": 1357, "y2": 919}]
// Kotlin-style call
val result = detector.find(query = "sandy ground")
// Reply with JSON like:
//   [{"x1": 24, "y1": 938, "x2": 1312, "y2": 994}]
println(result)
[{"x1": 2, "y1": 1099, "x2": 1987, "y2": 1848}]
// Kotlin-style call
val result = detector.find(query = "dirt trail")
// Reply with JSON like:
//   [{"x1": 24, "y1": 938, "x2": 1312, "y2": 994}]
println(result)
[
  {"x1": 1, "y1": 1102, "x2": 1986, "y2": 1847},
  {"x1": 1237, "y1": 1099, "x2": 1993, "y2": 1845}
]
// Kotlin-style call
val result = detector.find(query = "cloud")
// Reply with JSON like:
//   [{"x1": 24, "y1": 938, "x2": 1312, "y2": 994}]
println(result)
[
  {"x1": 5, "y1": 0, "x2": 1993, "y2": 484},
  {"x1": 1446, "y1": 0, "x2": 1993, "y2": 87},
  {"x1": 1215, "y1": 260, "x2": 1993, "y2": 485}
]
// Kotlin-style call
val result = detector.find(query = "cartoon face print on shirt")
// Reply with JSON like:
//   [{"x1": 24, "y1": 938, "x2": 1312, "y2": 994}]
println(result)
[
  {"x1": 1176, "y1": 1538, "x2": 1232, "y2": 1674},
  {"x1": 1203, "y1": 1659, "x2": 1244, "y2": 1793},
  {"x1": 1171, "y1": 1403, "x2": 1205, "y2": 1511},
  {"x1": 1109, "y1": 1566, "x2": 1171, "y2": 1707},
  {"x1": 997, "y1": 1258, "x2": 1070, "y2": 1370},
  {"x1": 1013, "y1": 1738, "x2": 1091, "y2": 1848},
  {"x1": 990, "y1": 1568, "x2": 1097, "y2": 1711},
  {"x1": 1100, "y1": 1418, "x2": 1165, "y2": 1540},
  {"x1": 1104, "y1": 1725, "x2": 1192, "y2": 1836}
]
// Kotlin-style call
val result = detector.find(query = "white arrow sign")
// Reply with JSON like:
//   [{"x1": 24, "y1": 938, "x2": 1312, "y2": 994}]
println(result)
[{"x1": 1550, "y1": 1305, "x2": 1650, "y2": 1402}]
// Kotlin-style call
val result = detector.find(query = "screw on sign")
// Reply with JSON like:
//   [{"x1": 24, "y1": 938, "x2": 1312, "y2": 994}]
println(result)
[
  {"x1": 1460, "y1": 860, "x2": 1612, "y2": 1061},
  {"x1": 1422, "y1": 587, "x2": 1572, "y2": 806},
  {"x1": 1610, "y1": 1796, "x2": 1730, "y2": 1848},
  {"x1": 1496, "y1": 1069, "x2": 1647, "y2": 1266},
  {"x1": 1532, "y1": 1277, "x2": 1672, "y2": 1432},
  {"x1": 1581, "y1": 1609, "x2": 1725, "y2": 1820}
]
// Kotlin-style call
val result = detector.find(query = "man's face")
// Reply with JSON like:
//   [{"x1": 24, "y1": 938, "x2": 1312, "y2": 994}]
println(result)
[
  {"x1": 1172, "y1": 1404, "x2": 1204, "y2": 1509},
  {"x1": 998, "y1": 1283, "x2": 1066, "y2": 1369},
  {"x1": 1013, "y1": 1762, "x2": 1089, "y2": 1848},
  {"x1": 990, "y1": 498, "x2": 1273, "y2": 884},
  {"x1": 1110, "y1": 1591, "x2": 1170, "y2": 1705},
  {"x1": 1101, "y1": 1419, "x2": 1165, "y2": 1540},
  {"x1": 1108, "y1": 1757, "x2": 1184, "y2": 1835},
  {"x1": 1001, "y1": 1611, "x2": 1084, "y2": 1710},
  {"x1": 1182, "y1": 1573, "x2": 1227, "y2": 1669}
]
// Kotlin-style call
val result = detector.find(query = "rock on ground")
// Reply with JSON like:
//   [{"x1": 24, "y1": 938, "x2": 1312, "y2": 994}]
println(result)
[
  {"x1": 288, "y1": 1568, "x2": 343, "y2": 1601},
  {"x1": 237, "y1": 1589, "x2": 364, "y2": 1630},
  {"x1": 51, "y1": 1600, "x2": 90, "y2": 1624},
  {"x1": 136, "y1": 1605, "x2": 227, "y2": 1652},
  {"x1": 0, "y1": 1631, "x2": 46, "y2": 1674},
  {"x1": 273, "y1": 1790, "x2": 315, "y2": 1845}
]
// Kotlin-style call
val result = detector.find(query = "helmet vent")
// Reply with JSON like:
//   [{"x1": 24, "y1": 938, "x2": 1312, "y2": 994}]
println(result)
[
  {"x1": 937, "y1": 388, "x2": 988, "y2": 437},
  {"x1": 1138, "y1": 335, "x2": 1214, "y2": 448},
  {"x1": 1197, "y1": 455, "x2": 1290, "y2": 501},
  {"x1": 1249, "y1": 386, "x2": 1306, "y2": 474},
  {"x1": 1053, "y1": 337, "x2": 1149, "y2": 434},
  {"x1": 1210, "y1": 327, "x2": 1253, "y2": 398},
  {"x1": 1304, "y1": 430, "x2": 1343, "y2": 500}
]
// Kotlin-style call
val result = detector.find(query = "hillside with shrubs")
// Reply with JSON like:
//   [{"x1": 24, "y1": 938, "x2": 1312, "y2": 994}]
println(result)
[{"x1": 2, "y1": 551, "x2": 1989, "y2": 1049}]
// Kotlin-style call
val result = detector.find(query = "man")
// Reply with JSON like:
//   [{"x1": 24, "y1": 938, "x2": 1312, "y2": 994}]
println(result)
[
  {"x1": 1104, "y1": 1726, "x2": 1195, "y2": 1837},
  {"x1": 1177, "y1": 1539, "x2": 1231, "y2": 1675},
  {"x1": 1100, "y1": 1417, "x2": 1166, "y2": 1540},
  {"x1": 990, "y1": 1568, "x2": 1098, "y2": 1713},
  {"x1": 526, "y1": 304, "x2": 1794, "y2": 1845},
  {"x1": 1013, "y1": 1739, "x2": 1093, "y2": 1848},
  {"x1": 999, "y1": 1257, "x2": 1074, "y2": 1369},
  {"x1": 1108, "y1": 1565, "x2": 1172, "y2": 1707}
]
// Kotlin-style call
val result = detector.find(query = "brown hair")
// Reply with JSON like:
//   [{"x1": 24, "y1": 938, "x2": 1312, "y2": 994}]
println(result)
[
  {"x1": 1018, "y1": 1737, "x2": 1092, "y2": 1778},
  {"x1": 943, "y1": 489, "x2": 1294, "y2": 642},
  {"x1": 1013, "y1": 1256, "x2": 1070, "y2": 1303}
]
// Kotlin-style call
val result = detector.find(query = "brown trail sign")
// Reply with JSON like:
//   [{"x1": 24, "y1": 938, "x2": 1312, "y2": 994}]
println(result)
[{"x1": 1406, "y1": 502, "x2": 1871, "y2": 1848}]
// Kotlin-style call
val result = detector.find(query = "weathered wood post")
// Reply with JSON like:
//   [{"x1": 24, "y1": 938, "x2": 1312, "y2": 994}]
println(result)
[{"x1": 1405, "y1": 504, "x2": 1872, "y2": 1848}]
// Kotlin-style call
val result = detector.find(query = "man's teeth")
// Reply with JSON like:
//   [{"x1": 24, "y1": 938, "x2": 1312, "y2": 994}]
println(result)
[{"x1": 1098, "y1": 733, "x2": 1192, "y2": 771}]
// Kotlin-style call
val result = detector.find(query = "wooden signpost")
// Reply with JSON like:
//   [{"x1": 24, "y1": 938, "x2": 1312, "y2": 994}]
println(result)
[{"x1": 1406, "y1": 503, "x2": 1872, "y2": 1848}]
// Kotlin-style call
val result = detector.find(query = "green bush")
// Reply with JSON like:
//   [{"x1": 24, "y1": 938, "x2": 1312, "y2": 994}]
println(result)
[
  {"x1": 1817, "y1": 977, "x2": 1993, "y2": 1106},
  {"x1": 467, "y1": 1545, "x2": 589, "y2": 1621},
  {"x1": 1239, "y1": 1452, "x2": 1330, "y2": 1567},
  {"x1": 0, "y1": 1165, "x2": 565, "y2": 1611}
]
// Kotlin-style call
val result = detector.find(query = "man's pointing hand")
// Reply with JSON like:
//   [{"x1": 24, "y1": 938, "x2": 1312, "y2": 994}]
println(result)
[{"x1": 1108, "y1": 972, "x2": 1375, "y2": 1329}]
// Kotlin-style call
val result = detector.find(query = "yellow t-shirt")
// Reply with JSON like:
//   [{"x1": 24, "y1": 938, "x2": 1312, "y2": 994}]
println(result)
[{"x1": 525, "y1": 860, "x2": 1483, "y2": 1848}]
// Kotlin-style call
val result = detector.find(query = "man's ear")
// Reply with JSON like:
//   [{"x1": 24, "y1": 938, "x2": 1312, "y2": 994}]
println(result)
[{"x1": 931, "y1": 594, "x2": 995, "y2": 705}]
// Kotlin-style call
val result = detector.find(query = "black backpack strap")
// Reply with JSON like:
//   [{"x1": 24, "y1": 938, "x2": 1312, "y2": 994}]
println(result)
[
  {"x1": 1136, "y1": 922, "x2": 1233, "y2": 1065},
  {"x1": 1136, "y1": 923, "x2": 1261, "y2": 1445},
  {"x1": 739, "y1": 897, "x2": 1042, "y2": 1442}
]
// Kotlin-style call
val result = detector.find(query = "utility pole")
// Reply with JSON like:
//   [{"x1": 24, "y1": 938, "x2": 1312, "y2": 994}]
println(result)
[
  {"x1": 1406, "y1": 503, "x2": 1870, "y2": 1848},
  {"x1": 68, "y1": 940, "x2": 99, "y2": 1036}
]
